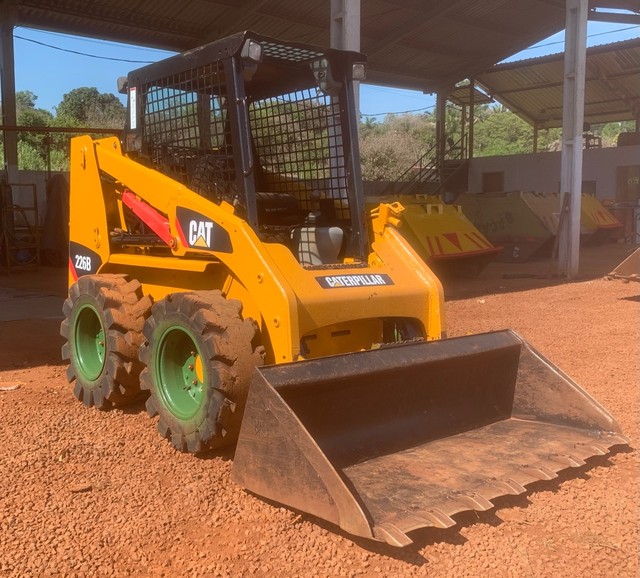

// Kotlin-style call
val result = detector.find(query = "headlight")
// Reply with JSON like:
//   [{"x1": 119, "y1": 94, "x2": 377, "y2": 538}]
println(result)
[{"x1": 352, "y1": 62, "x2": 366, "y2": 81}]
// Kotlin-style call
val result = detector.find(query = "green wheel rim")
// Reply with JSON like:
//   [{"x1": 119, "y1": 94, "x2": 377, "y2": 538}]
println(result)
[
  {"x1": 74, "y1": 304, "x2": 106, "y2": 381},
  {"x1": 156, "y1": 326, "x2": 206, "y2": 420}
]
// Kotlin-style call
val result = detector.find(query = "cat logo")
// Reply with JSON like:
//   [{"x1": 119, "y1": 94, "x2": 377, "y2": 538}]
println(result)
[
  {"x1": 188, "y1": 220, "x2": 215, "y2": 248},
  {"x1": 176, "y1": 206, "x2": 232, "y2": 253}
]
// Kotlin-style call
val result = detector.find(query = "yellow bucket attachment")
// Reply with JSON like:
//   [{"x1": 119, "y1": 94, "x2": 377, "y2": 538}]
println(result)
[
  {"x1": 232, "y1": 330, "x2": 627, "y2": 546},
  {"x1": 366, "y1": 195, "x2": 501, "y2": 275},
  {"x1": 579, "y1": 194, "x2": 623, "y2": 241},
  {"x1": 521, "y1": 191, "x2": 622, "y2": 239}
]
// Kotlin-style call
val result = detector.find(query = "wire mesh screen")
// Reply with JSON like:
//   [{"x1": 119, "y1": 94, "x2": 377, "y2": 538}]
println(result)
[
  {"x1": 140, "y1": 61, "x2": 236, "y2": 197},
  {"x1": 249, "y1": 88, "x2": 351, "y2": 222},
  {"x1": 136, "y1": 51, "x2": 353, "y2": 228},
  {"x1": 260, "y1": 41, "x2": 323, "y2": 62}
]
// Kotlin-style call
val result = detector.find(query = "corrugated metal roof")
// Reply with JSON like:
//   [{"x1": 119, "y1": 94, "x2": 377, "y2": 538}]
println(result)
[
  {"x1": 476, "y1": 37, "x2": 640, "y2": 128},
  {"x1": 13, "y1": 0, "x2": 569, "y2": 93},
  {"x1": 448, "y1": 85, "x2": 493, "y2": 106}
]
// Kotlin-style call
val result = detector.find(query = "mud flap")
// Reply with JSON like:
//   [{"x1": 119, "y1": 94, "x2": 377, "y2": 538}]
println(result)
[{"x1": 231, "y1": 330, "x2": 628, "y2": 546}]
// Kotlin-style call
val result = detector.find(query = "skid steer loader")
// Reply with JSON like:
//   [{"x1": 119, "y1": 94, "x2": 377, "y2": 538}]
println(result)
[{"x1": 62, "y1": 31, "x2": 628, "y2": 547}]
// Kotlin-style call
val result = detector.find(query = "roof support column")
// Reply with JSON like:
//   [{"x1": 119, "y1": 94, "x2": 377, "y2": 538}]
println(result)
[
  {"x1": 436, "y1": 92, "x2": 446, "y2": 171},
  {"x1": 330, "y1": 0, "x2": 360, "y2": 50},
  {"x1": 558, "y1": 0, "x2": 588, "y2": 278},
  {"x1": 461, "y1": 105, "x2": 467, "y2": 157},
  {"x1": 468, "y1": 79, "x2": 475, "y2": 159},
  {"x1": 330, "y1": 0, "x2": 361, "y2": 112},
  {"x1": 0, "y1": 2, "x2": 18, "y2": 186}
]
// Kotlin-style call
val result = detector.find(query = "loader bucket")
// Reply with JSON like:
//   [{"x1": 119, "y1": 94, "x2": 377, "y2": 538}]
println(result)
[
  {"x1": 608, "y1": 247, "x2": 640, "y2": 282},
  {"x1": 580, "y1": 194, "x2": 622, "y2": 243},
  {"x1": 521, "y1": 191, "x2": 622, "y2": 244},
  {"x1": 458, "y1": 192, "x2": 557, "y2": 262},
  {"x1": 365, "y1": 195, "x2": 502, "y2": 277},
  {"x1": 232, "y1": 330, "x2": 628, "y2": 547}
]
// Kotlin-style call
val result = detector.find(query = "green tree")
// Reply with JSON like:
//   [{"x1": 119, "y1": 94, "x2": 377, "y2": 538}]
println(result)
[
  {"x1": 358, "y1": 113, "x2": 438, "y2": 180},
  {"x1": 16, "y1": 90, "x2": 37, "y2": 110},
  {"x1": 597, "y1": 120, "x2": 636, "y2": 147},
  {"x1": 15, "y1": 91, "x2": 55, "y2": 170},
  {"x1": 250, "y1": 98, "x2": 332, "y2": 179},
  {"x1": 360, "y1": 124, "x2": 423, "y2": 181},
  {"x1": 473, "y1": 107, "x2": 533, "y2": 156},
  {"x1": 56, "y1": 87, "x2": 126, "y2": 128}
]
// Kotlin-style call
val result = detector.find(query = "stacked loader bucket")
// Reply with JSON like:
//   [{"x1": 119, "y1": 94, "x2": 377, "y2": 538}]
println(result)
[
  {"x1": 522, "y1": 191, "x2": 622, "y2": 243},
  {"x1": 366, "y1": 195, "x2": 502, "y2": 276},
  {"x1": 458, "y1": 192, "x2": 623, "y2": 263},
  {"x1": 232, "y1": 330, "x2": 628, "y2": 547},
  {"x1": 580, "y1": 194, "x2": 623, "y2": 243},
  {"x1": 458, "y1": 192, "x2": 556, "y2": 263}
]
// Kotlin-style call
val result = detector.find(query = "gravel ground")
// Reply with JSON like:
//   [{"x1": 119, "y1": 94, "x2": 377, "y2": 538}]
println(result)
[{"x1": 0, "y1": 249, "x2": 637, "y2": 578}]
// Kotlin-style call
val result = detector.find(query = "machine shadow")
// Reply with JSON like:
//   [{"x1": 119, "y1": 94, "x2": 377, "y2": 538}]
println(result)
[
  {"x1": 239, "y1": 445, "x2": 631, "y2": 567},
  {"x1": 0, "y1": 317, "x2": 66, "y2": 371}
]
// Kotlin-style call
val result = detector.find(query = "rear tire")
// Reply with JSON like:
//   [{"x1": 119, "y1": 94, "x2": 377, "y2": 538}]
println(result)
[
  {"x1": 61, "y1": 274, "x2": 153, "y2": 409},
  {"x1": 139, "y1": 291, "x2": 263, "y2": 453}
]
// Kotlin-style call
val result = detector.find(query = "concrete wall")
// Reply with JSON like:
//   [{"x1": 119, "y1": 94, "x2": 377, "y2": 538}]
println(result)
[{"x1": 467, "y1": 145, "x2": 640, "y2": 201}]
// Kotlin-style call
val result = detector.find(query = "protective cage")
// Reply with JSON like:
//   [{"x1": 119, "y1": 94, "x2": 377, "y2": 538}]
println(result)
[{"x1": 124, "y1": 31, "x2": 367, "y2": 255}]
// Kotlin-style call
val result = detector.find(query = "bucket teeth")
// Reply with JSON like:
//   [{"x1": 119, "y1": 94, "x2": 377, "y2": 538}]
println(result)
[
  {"x1": 519, "y1": 465, "x2": 558, "y2": 481},
  {"x1": 576, "y1": 442, "x2": 609, "y2": 456},
  {"x1": 373, "y1": 523, "x2": 413, "y2": 547},
  {"x1": 449, "y1": 492, "x2": 494, "y2": 511},
  {"x1": 605, "y1": 434, "x2": 631, "y2": 446},
  {"x1": 418, "y1": 509, "x2": 457, "y2": 529},
  {"x1": 549, "y1": 453, "x2": 586, "y2": 467},
  {"x1": 491, "y1": 478, "x2": 527, "y2": 495}
]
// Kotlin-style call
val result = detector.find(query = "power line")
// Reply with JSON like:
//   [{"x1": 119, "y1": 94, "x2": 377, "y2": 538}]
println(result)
[
  {"x1": 520, "y1": 24, "x2": 639, "y2": 52},
  {"x1": 16, "y1": 27, "x2": 172, "y2": 55},
  {"x1": 14, "y1": 34, "x2": 156, "y2": 64},
  {"x1": 365, "y1": 85, "x2": 431, "y2": 101},
  {"x1": 15, "y1": 22, "x2": 640, "y2": 117},
  {"x1": 15, "y1": 22, "x2": 638, "y2": 68},
  {"x1": 365, "y1": 24, "x2": 639, "y2": 117},
  {"x1": 361, "y1": 104, "x2": 436, "y2": 118}
]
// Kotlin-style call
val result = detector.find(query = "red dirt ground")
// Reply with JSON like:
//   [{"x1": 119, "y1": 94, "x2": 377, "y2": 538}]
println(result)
[{"x1": 0, "y1": 243, "x2": 637, "y2": 577}]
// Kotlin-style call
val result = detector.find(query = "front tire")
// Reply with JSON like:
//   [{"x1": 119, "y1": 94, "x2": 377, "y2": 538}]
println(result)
[
  {"x1": 139, "y1": 291, "x2": 263, "y2": 453},
  {"x1": 61, "y1": 274, "x2": 152, "y2": 409}
]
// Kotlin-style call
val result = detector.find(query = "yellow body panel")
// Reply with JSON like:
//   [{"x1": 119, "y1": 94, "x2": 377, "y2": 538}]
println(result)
[{"x1": 68, "y1": 136, "x2": 445, "y2": 365}]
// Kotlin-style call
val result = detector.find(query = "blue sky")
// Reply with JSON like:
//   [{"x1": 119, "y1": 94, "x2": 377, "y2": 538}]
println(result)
[{"x1": 12, "y1": 20, "x2": 639, "y2": 120}]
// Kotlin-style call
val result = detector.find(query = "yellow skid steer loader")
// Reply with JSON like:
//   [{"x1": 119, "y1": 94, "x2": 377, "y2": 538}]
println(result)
[{"x1": 62, "y1": 32, "x2": 627, "y2": 547}]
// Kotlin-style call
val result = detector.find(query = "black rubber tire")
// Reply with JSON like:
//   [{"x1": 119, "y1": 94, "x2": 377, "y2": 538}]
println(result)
[
  {"x1": 382, "y1": 318, "x2": 425, "y2": 344},
  {"x1": 60, "y1": 274, "x2": 153, "y2": 409},
  {"x1": 139, "y1": 290, "x2": 264, "y2": 453}
]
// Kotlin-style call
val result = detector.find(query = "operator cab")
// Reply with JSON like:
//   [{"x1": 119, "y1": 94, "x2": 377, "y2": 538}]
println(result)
[{"x1": 121, "y1": 31, "x2": 367, "y2": 266}]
